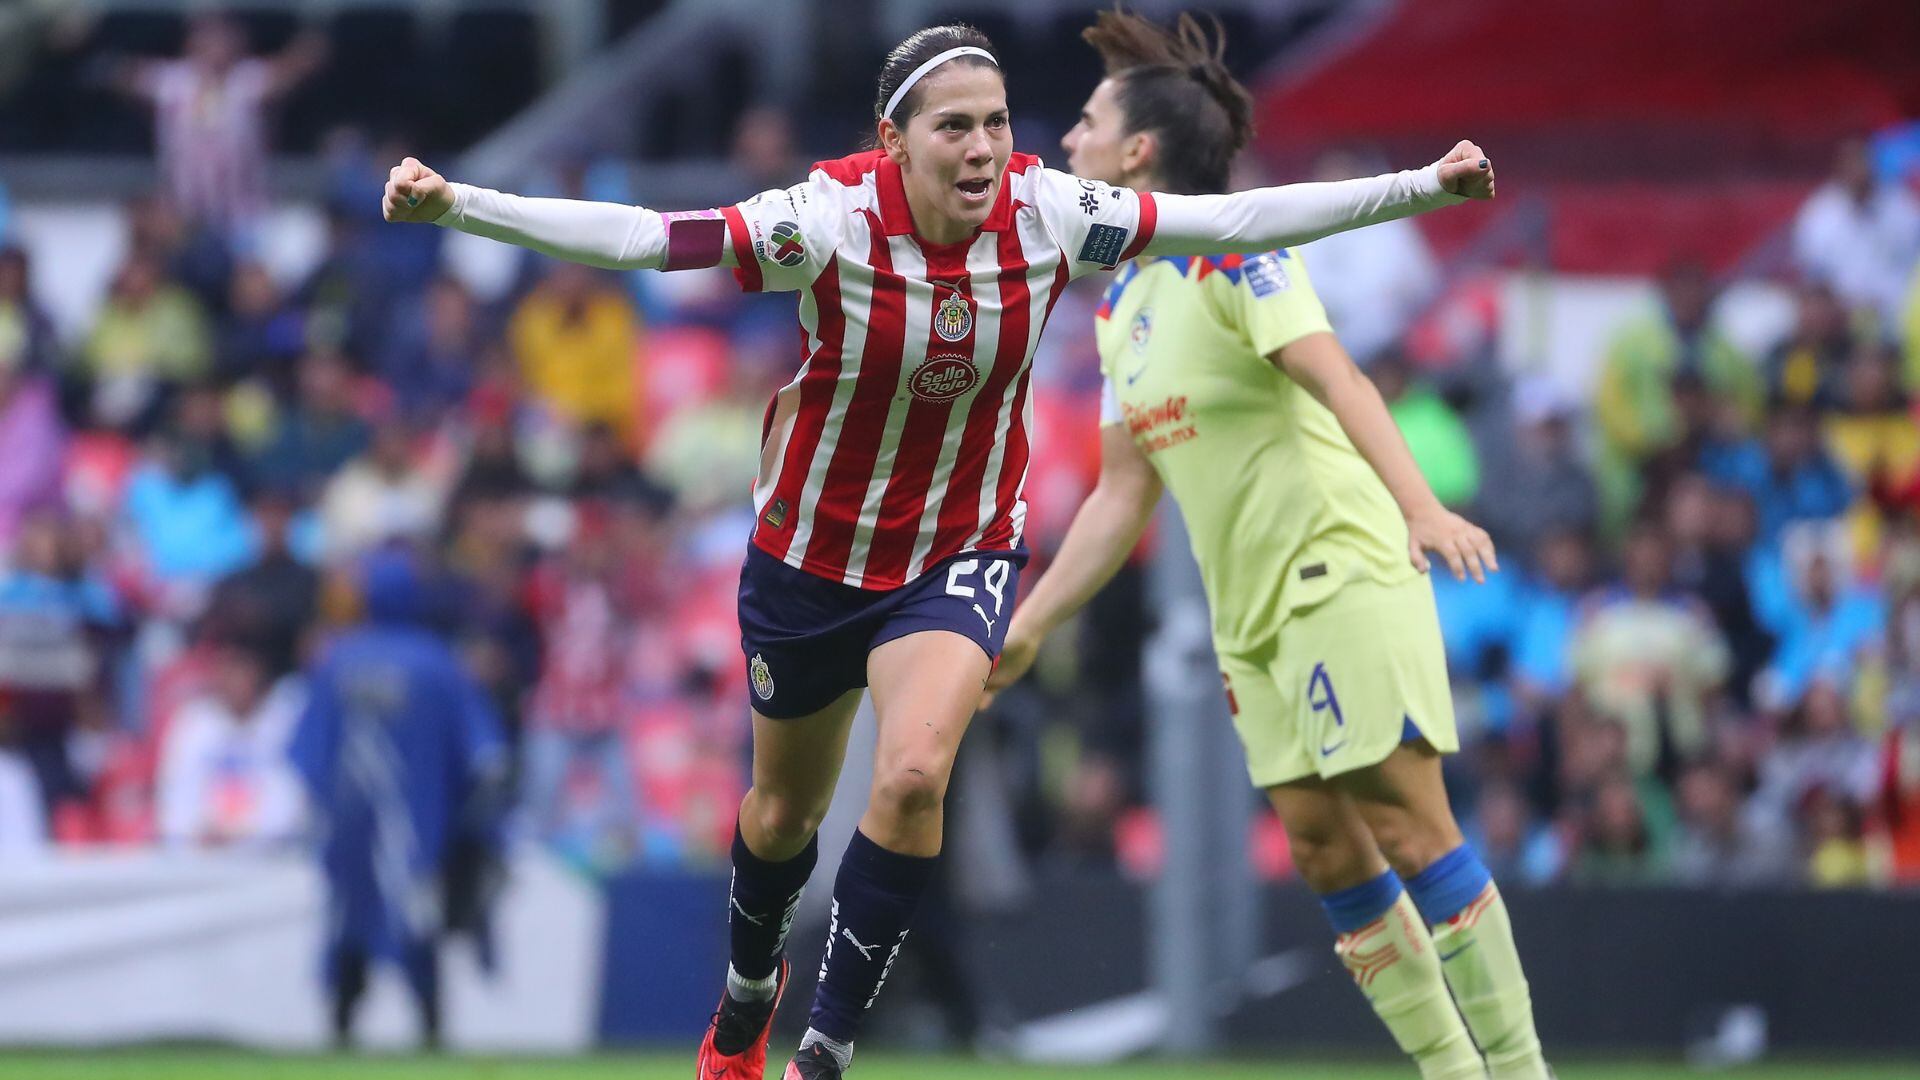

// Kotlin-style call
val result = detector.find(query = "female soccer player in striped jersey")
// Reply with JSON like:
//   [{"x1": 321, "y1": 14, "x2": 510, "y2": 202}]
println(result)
[
  {"x1": 383, "y1": 22, "x2": 1493, "y2": 1080},
  {"x1": 984, "y1": 11, "x2": 1546, "y2": 1080}
]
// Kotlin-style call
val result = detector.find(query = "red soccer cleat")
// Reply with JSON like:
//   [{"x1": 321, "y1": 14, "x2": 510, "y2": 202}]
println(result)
[{"x1": 695, "y1": 958, "x2": 789, "y2": 1080}]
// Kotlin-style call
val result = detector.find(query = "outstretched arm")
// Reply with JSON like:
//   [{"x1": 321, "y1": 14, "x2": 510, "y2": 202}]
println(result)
[
  {"x1": 1146, "y1": 140, "x2": 1494, "y2": 258},
  {"x1": 382, "y1": 157, "x2": 726, "y2": 272},
  {"x1": 97, "y1": 56, "x2": 159, "y2": 101},
  {"x1": 262, "y1": 29, "x2": 328, "y2": 99}
]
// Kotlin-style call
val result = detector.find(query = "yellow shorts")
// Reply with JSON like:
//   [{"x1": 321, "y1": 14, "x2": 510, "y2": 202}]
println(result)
[{"x1": 1217, "y1": 573, "x2": 1458, "y2": 788}]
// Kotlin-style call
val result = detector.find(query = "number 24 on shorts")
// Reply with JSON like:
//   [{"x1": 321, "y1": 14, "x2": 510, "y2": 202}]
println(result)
[{"x1": 944, "y1": 558, "x2": 1011, "y2": 633}]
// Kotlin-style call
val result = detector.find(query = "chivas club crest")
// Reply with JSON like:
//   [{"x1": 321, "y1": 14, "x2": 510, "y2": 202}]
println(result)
[
  {"x1": 935, "y1": 292, "x2": 973, "y2": 342},
  {"x1": 750, "y1": 653, "x2": 776, "y2": 701}
]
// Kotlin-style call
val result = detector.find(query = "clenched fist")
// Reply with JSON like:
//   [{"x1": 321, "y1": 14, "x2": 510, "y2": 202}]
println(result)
[
  {"x1": 1434, "y1": 140, "x2": 1496, "y2": 200},
  {"x1": 383, "y1": 157, "x2": 453, "y2": 223}
]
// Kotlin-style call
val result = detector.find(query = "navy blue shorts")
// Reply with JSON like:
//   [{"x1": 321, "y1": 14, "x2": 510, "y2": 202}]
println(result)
[{"x1": 737, "y1": 545, "x2": 1026, "y2": 720}]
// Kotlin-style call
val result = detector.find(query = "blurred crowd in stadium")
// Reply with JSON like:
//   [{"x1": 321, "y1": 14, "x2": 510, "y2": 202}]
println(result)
[{"x1": 0, "y1": 11, "x2": 1918, "y2": 897}]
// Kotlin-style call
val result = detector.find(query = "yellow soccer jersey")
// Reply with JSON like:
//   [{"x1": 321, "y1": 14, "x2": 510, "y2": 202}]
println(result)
[{"x1": 1095, "y1": 249, "x2": 1418, "y2": 653}]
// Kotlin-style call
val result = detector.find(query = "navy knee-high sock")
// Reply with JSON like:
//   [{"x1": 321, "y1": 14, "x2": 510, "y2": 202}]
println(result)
[
  {"x1": 807, "y1": 829, "x2": 937, "y2": 1046},
  {"x1": 729, "y1": 823, "x2": 818, "y2": 984}
]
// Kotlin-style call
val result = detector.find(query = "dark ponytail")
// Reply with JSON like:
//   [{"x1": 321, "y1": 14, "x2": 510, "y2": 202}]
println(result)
[
  {"x1": 1080, "y1": 9, "x2": 1255, "y2": 194},
  {"x1": 874, "y1": 24, "x2": 1002, "y2": 126}
]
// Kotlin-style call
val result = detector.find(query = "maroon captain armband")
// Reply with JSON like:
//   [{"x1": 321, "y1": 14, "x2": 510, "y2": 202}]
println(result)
[{"x1": 662, "y1": 209, "x2": 728, "y2": 271}]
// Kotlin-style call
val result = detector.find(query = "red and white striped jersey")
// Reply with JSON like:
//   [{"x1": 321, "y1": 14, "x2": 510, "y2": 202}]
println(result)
[{"x1": 725, "y1": 150, "x2": 1156, "y2": 590}]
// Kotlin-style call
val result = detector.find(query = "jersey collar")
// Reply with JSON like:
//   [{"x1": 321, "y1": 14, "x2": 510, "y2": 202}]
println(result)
[{"x1": 875, "y1": 155, "x2": 1017, "y2": 239}]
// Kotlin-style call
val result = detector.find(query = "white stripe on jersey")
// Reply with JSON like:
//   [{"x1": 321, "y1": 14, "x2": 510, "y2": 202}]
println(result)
[
  {"x1": 963, "y1": 213, "x2": 1058, "y2": 554},
  {"x1": 783, "y1": 241, "x2": 878, "y2": 565},
  {"x1": 841, "y1": 233, "x2": 931, "y2": 587},
  {"x1": 903, "y1": 232, "x2": 1008, "y2": 581},
  {"x1": 752, "y1": 286, "x2": 820, "y2": 520}
]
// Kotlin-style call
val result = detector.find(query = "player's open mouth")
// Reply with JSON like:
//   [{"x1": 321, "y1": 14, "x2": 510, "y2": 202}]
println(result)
[{"x1": 955, "y1": 177, "x2": 993, "y2": 203}]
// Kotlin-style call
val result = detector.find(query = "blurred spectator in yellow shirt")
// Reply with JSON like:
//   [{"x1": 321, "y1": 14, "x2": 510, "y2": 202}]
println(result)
[
  {"x1": 1764, "y1": 281, "x2": 1852, "y2": 410},
  {"x1": 509, "y1": 262, "x2": 640, "y2": 444},
  {"x1": 1823, "y1": 342, "x2": 1919, "y2": 566},
  {"x1": 80, "y1": 253, "x2": 211, "y2": 430}
]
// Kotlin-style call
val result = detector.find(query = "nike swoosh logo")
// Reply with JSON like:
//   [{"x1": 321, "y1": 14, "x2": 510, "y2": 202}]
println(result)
[
  {"x1": 1438, "y1": 941, "x2": 1476, "y2": 963},
  {"x1": 1126, "y1": 366, "x2": 1145, "y2": 385},
  {"x1": 1319, "y1": 740, "x2": 1347, "y2": 758}
]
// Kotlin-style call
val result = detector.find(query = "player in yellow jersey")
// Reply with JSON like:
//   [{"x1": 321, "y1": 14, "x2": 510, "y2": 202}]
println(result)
[{"x1": 984, "y1": 12, "x2": 1549, "y2": 1080}]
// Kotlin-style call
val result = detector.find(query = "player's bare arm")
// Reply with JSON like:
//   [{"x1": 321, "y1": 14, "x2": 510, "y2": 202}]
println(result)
[
  {"x1": 1273, "y1": 332, "x2": 1497, "y2": 584},
  {"x1": 983, "y1": 424, "x2": 1162, "y2": 709}
]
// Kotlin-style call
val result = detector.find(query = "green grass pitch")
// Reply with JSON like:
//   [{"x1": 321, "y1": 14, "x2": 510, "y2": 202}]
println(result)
[{"x1": 0, "y1": 1051, "x2": 1912, "y2": 1080}]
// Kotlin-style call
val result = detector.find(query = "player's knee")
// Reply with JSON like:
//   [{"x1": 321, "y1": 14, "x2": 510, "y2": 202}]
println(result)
[
  {"x1": 1369, "y1": 813, "x2": 1452, "y2": 878},
  {"x1": 1287, "y1": 825, "x2": 1366, "y2": 893},
  {"x1": 870, "y1": 759, "x2": 950, "y2": 821},
  {"x1": 749, "y1": 788, "x2": 830, "y2": 848}
]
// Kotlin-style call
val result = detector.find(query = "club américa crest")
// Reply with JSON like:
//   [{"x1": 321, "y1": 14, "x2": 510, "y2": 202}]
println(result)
[
  {"x1": 750, "y1": 653, "x2": 775, "y2": 701},
  {"x1": 1130, "y1": 308, "x2": 1153, "y2": 354},
  {"x1": 935, "y1": 292, "x2": 973, "y2": 342}
]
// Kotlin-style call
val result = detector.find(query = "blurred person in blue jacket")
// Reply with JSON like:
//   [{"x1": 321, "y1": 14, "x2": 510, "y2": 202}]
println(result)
[
  {"x1": 1704, "y1": 402, "x2": 1853, "y2": 547},
  {"x1": 290, "y1": 547, "x2": 507, "y2": 1049},
  {"x1": 1753, "y1": 521, "x2": 1886, "y2": 715},
  {"x1": 1511, "y1": 529, "x2": 1598, "y2": 699}
]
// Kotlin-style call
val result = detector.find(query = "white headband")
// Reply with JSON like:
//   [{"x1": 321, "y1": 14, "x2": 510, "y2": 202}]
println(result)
[{"x1": 883, "y1": 46, "x2": 999, "y2": 122}]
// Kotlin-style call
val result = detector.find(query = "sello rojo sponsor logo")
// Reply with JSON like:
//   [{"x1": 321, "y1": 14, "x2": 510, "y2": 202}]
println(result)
[{"x1": 910, "y1": 355, "x2": 979, "y2": 402}]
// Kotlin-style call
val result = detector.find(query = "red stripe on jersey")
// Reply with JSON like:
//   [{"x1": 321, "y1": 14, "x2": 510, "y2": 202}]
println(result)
[
  {"x1": 1120, "y1": 191, "x2": 1157, "y2": 261},
  {"x1": 981, "y1": 155, "x2": 1038, "y2": 231},
  {"x1": 929, "y1": 225, "x2": 1032, "y2": 558},
  {"x1": 874, "y1": 156, "x2": 917, "y2": 236},
  {"x1": 979, "y1": 256, "x2": 1069, "y2": 552},
  {"x1": 753, "y1": 257, "x2": 845, "y2": 561},
  {"x1": 723, "y1": 205, "x2": 763, "y2": 293},
  {"x1": 860, "y1": 240, "x2": 977, "y2": 586},
  {"x1": 802, "y1": 214, "x2": 908, "y2": 579},
  {"x1": 977, "y1": 365, "x2": 1033, "y2": 553},
  {"x1": 813, "y1": 149, "x2": 887, "y2": 187}
]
